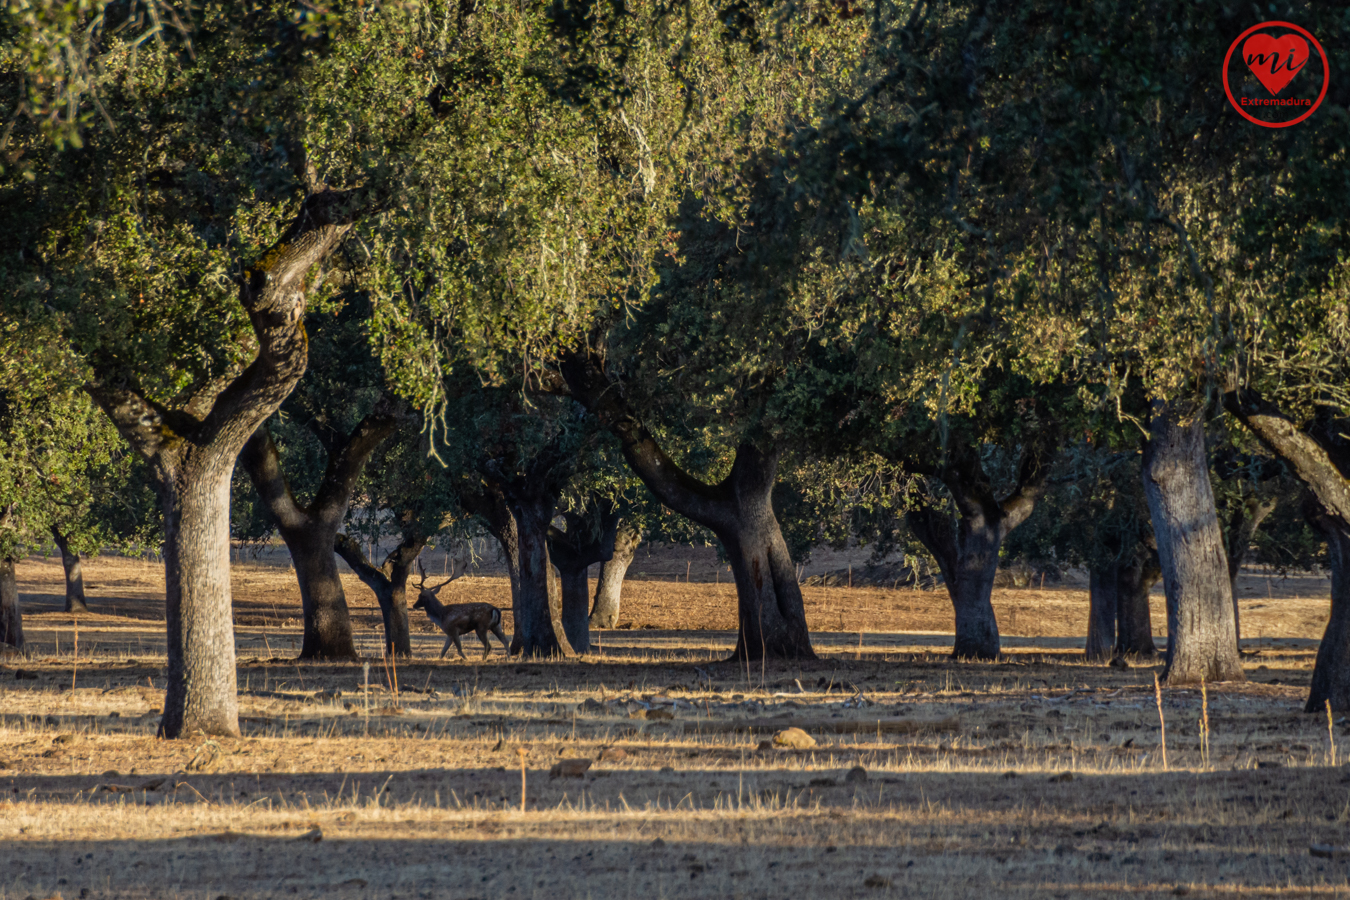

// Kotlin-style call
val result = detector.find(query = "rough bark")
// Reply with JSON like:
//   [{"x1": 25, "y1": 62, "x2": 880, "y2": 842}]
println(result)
[
  {"x1": 0, "y1": 555, "x2": 22, "y2": 650},
  {"x1": 507, "y1": 489, "x2": 568, "y2": 658},
  {"x1": 1223, "y1": 495, "x2": 1276, "y2": 647},
  {"x1": 548, "y1": 508, "x2": 620, "y2": 654},
  {"x1": 1085, "y1": 567, "x2": 1118, "y2": 662},
  {"x1": 590, "y1": 519, "x2": 641, "y2": 628},
  {"x1": 334, "y1": 530, "x2": 423, "y2": 658},
  {"x1": 1224, "y1": 389, "x2": 1350, "y2": 709},
  {"x1": 561, "y1": 350, "x2": 815, "y2": 661},
  {"x1": 241, "y1": 409, "x2": 396, "y2": 660},
  {"x1": 51, "y1": 526, "x2": 88, "y2": 613},
  {"x1": 85, "y1": 188, "x2": 360, "y2": 738},
  {"x1": 1141, "y1": 401, "x2": 1245, "y2": 684},
  {"x1": 905, "y1": 445, "x2": 1049, "y2": 661},
  {"x1": 1115, "y1": 549, "x2": 1161, "y2": 659}
]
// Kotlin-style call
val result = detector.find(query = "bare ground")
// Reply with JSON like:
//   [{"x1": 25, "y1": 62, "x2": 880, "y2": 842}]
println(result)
[{"x1": 1, "y1": 554, "x2": 1347, "y2": 900}]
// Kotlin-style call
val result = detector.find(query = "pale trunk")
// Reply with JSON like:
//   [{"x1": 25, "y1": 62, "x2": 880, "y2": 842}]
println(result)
[
  {"x1": 0, "y1": 556, "x2": 22, "y2": 650},
  {"x1": 590, "y1": 523, "x2": 640, "y2": 628},
  {"x1": 51, "y1": 527, "x2": 88, "y2": 613}
]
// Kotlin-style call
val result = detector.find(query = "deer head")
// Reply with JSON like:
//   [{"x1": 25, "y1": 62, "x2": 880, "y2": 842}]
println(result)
[{"x1": 413, "y1": 559, "x2": 460, "y2": 610}]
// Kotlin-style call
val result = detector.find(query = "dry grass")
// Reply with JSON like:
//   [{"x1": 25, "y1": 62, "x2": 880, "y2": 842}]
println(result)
[{"x1": 1, "y1": 554, "x2": 1347, "y2": 899}]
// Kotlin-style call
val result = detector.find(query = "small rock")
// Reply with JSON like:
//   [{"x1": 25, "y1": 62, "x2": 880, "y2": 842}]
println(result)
[
  {"x1": 102, "y1": 769, "x2": 121, "y2": 778},
  {"x1": 1173, "y1": 887, "x2": 1190, "y2": 896},
  {"x1": 844, "y1": 765, "x2": 868, "y2": 784},
  {"x1": 660, "y1": 765, "x2": 675, "y2": 773},
  {"x1": 1048, "y1": 772, "x2": 1074, "y2": 783},
  {"x1": 757, "y1": 740, "x2": 775, "y2": 751},
  {"x1": 651, "y1": 838, "x2": 667, "y2": 848},
  {"x1": 773, "y1": 727, "x2": 816, "y2": 750},
  {"x1": 864, "y1": 874, "x2": 892, "y2": 888},
  {"x1": 549, "y1": 758, "x2": 593, "y2": 779},
  {"x1": 1109, "y1": 656, "x2": 1130, "y2": 669},
  {"x1": 579, "y1": 698, "x2": 606, "y2": 713},
  {"x1": 598, "y1": 747, "x2": 628, "y2": 762}
]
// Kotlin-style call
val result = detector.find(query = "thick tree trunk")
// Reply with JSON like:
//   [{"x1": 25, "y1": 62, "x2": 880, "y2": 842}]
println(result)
[
  {"x1": 548, "y1": 508, "x2": 620, "y2": 654},
  {"x1": 1086, "y1": 566, "x2": 1118, "y2": 662},
  {"x1": 1306, "y1": 516, "x2": 1350, "y2": 712},
  {"x1": 1224, "y1": 495, "x2": 1276, "y2": 647},
  {"x1": 908, "y1": 506, "x2": 1005, "y2": 660},
  {"x1": 281, "y1": 524, "x2": 355, "y2": 659},
  {"x1": 556, "y1": 568, "x2": 591, "y2": 654},
  {"x1": 0, "y1": 555, "x2": 22, "y2": 650},
  {"x1": 1115, "y1": 551, "x2": 1161, "y2": 659},
  {"x1": 509, "y1": 492, "x2": 568, "y2": 658},
  {"x1": 334, "y1": 531, "x2": 419, "y2": 658},
  {"x1": 561, "y1": 352, "x2": 814, "y2": 660},
  {"x1": 51, "y1": 526, "x2": 89, "y2": 614},
  {"x1": 1142, "y1": 401, "x2": 1244, "y2": 684},
  {"x1": 591, "y1": 520, "x2": 640, "y2": 628},
  {"x1": 158, "y1": 454, "x2": 241, "y2": 738}
]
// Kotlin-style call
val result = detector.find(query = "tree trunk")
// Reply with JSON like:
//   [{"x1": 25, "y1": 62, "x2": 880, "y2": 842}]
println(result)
[
  {"x1": 556, "y1": 567, "x2": 591, "y2": 654},
  {"x1": 282, "y1": 524, "x2": 356, "y2": 659},
  {"x1": 1086, "y1": 565, "x2": 1118, "y2": 662},
  {"x1": 85, "y1": 188, "x2": 362, "y2": 738},
  {"x1": 548, "y1": 508, "x2": 621, "y2": 655},
  {"x1": 508, "y1": 491, "x2": 568, "y2": 658},
  {"x1": 1115, "y1": 551, "x2": 1161, "y2": 659},
  {"x1": 334, "y1": 531, "x2": 419, "y2": 658},
  {"x1": 158, "y1": 453, "x2": 241, "y2": 738},
  {"x1": 51, "y1": 526, "x2": 88, "y2": 614},
  {"x1": 1224, "y1": 495, "x2": 1276, "y2": 647},
  {"x1": 1306, "y1": 515, "x2": 1350, "y2": 712},
  {"x1": 0, "y1": 555, "x2": 22, "y2": 650},
  {"x1": 1141, "y1": 401, "x2": 1245, "y2": 684},
  {"x1": 561, "y1": 352, "x2": 814, "y2": 660},
  {"x1": 591, "y1": 520, "x2": 641, "y2": 628}
]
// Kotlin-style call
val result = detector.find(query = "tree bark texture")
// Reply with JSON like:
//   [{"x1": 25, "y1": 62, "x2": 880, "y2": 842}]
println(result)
[
  {"x1": 548, "y1": 508, "x2": 620, "y2": 654},
  {"x1": 1224, "y1": 390, "x2": 1350, "y2": 709},
  {"x1": 507, "y1": 490, "x2": 568, "y2": 658},
  {"x1": 1115, "y1": 550, "x2": 1161, "y2": 659},
  {"x1": 51, "y1": 526, "x2": 88, "y2": 613},
  {"x1": 561, "y1": 350, "x2": 814, "y2": 661},
  {"x1": 242, "y1": 411, "x2": 395, "y2": 660},
  {"x1": 590, "y1": 519, "x2": 641, "y2": 628},
  {"x1": 0, "y1": 555, "x2": 22, "y2": 650},
  {"x1": 335, "y1": 530, "x2": 423, "y2": 658},
  {"x1": 905, "y1": 445, "x2": 1048, "y2": 661},
  {"x1": 1086, "y1": 567, "x2": 1118, "y2": 662},
  {"x1": 1141, "y1": 401, "x2": 1244, "y2": 684},
  {"x1": 85, "y1": 189, "x2": 360, "y2": 737}
]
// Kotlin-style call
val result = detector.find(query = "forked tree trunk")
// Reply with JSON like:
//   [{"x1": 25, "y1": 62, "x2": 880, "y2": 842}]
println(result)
[
  {"x1": 562, "y1": 352, "x2": 814, "y2": 661},
  {"x1": 549, "y1": 508, "x2": 620, "y2": 654},
  {"x1": 86, "y1": 188, "x2": 361, "y2": 737},
  {"x1": 1116, "y1": 551, "x2": 1161, "y2": 659},
  {"x1": 1142, "y1": 401, "x2": 1244, "y2": 684},
  {"x1": 157, "y1": 451, "x2": 242, "y2": 737},
  {"x1": 0, "y1": 555, "x2": 22, "y2": 650},
  {"x1": 242, "y1": 414, "x2": 395, "y2": 660},
  {"x1": 591, "y1": 520, "x2": 641, "y2": 628},
  {"x1": 905, "y1": 446, "x2": 1048, "y2": 661},
  {"x1": 51, "y1": 527, "x2": 89, "y2": 613},
  {"x1": 1086, "y1": 566, "x2": 1118, "y2": 662},
  {"x1": 334, "y1": 531, "x2": 422, "y2": 658}
]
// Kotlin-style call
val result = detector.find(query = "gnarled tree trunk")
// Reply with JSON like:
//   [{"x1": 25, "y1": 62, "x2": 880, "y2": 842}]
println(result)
[
  {"x1": 241, "y1": 410, "x2": 396, "y2": 660},
  {"x1": 562, "y1": 350, "x2": 814, "y2": 661},
  {"x1": 0, "y1": 554, "x2": 22, "y2": 650},
  {"x1": 507, "y1": 489, "x2": 568, "y2": 658},
  {"x1": 335, "y1": 530, "x2": 422, "y2": 658},
  {"x1": 1224, "y1": 390, "x2": 1350, "y2": 710},
  {"x1": 1142, "y1": 401, "x2": 1244, "y2": 685},
  {"x1": 87, "y1": 188, "x2": 360, "y2": 737},
  {"x1": 905, "y1": 445, "x2": 1049, "y2": 661},
  {"x1": 591, "y1": 519, "x2": 641, "y2": 628},
  {"x1": 548, "y1": 507, "x2": 620, "y2": 654},
  {"x1": 51, "y1": 526, "x2": 88, "y2": 614}
]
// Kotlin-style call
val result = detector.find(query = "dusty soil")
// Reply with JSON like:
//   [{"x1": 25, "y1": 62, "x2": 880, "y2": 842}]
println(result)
[{"x1": 1, "y1": 554, "x2": 1347, "y2": 899}]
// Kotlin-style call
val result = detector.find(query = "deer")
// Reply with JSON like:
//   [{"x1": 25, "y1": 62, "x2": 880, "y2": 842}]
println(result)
[{"x1": 412, "y1": 560, "x2": 511, "y2": 660}]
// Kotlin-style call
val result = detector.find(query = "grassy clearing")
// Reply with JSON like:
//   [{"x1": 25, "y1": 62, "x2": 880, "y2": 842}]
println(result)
[{"x1": 1, "y1": 555, "x2": 1347, "y2": 898}]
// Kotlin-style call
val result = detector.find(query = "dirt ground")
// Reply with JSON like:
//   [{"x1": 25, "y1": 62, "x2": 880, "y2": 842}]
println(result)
[{"x1": 2, "y1": 554, "x2": 1349, "y2": 899}]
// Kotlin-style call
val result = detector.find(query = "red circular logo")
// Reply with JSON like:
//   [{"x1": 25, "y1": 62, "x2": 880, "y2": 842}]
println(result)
[{"x1": 1223, "y1": 21, "x2": 1329, "y2": 127}]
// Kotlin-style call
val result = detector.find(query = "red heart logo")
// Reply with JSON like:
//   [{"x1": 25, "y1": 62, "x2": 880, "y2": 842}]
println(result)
[{"x1": 1243, "y1": 33, "x2": 1309, "y2": 95}]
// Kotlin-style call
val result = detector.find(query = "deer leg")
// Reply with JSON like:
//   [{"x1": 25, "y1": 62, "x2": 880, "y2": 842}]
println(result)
[
  {"x1": 439, "y1": 634, "x2": 454, "y2": 659},
  {"x1": 476, "y1": 628, "x2": 492, "y2": 659},
  {"x1": 491, "y1": 623, "x2": 510, "y2": 653}
]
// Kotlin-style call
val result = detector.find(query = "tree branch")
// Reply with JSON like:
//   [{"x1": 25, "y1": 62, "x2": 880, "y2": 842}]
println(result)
[{"x1": 239, "y1": 428, "x2": 307, "y2": 532}]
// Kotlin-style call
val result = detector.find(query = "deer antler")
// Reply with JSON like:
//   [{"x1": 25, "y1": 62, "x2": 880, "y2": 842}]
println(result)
[{"x1": 416, "y1": 556, "x2": 461, "y2": 596}]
